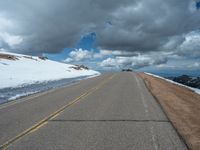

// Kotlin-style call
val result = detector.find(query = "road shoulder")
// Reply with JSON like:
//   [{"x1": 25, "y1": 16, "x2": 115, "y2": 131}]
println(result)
[{"x1": 139, "y1": 73, "x2": 200, "y2": 150}]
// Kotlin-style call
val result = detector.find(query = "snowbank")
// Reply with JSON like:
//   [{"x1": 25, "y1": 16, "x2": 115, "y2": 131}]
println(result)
[
  {"x1": 0, "y1": 52, "x2": 100, "y2": 89},
  {"x1": 145, "y1": 72, "x2": 200, "y2": 95}
]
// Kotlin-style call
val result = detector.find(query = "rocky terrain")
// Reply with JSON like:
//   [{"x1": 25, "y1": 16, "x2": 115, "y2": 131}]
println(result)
[{"x1": 167, "y1": 75, "x2": 200, "y2": 89}]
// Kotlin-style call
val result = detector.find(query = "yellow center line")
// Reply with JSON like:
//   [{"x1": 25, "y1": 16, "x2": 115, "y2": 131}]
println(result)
[
  {"x1": 0, "y1": 74, "x2": 116, "y2": 150},
  {"x1": 29, "y1": 121, "x2": 48, "y2": 134}
]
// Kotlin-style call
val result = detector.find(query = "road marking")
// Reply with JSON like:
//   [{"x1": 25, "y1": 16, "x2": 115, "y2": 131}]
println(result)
[
  {"x1": 0, "y1": 74, "x2": 115, "y2": 150},
  {"x1": 134, "y1": 74, "x2": 159, "y2": 150},
  {"x1": 135, "y1": 75, "x2": 149, "y2": 114},
  {"x1": 49, "y1": 113, "x2": 60, "y2": 120},
  {"x1": 29, "y1": 122, "x2": 48, "y2": 133}
]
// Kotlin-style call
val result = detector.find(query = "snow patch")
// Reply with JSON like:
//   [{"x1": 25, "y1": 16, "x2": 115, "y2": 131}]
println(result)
[
  {"x1": 8, "y1": 91, "x2": 38, "y2": 101},
  {"x1": 0, "y1": 51, "x2": 100, "y2": 89}
]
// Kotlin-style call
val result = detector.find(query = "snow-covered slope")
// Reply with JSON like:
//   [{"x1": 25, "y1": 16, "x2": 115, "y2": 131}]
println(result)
[
  {"x1": 145, "y1": 72, "x2": 200, "y2": 95},
  {"x1": 0, "y1": 52, "x2": 100, "y2": 89}
]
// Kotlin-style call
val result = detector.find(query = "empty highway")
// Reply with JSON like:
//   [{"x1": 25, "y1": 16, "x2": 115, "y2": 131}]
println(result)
[{"x1": 0, "y1": 72, "x2": 187, "y2": 150}]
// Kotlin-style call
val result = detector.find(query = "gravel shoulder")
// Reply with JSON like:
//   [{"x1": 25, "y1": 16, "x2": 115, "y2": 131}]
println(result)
[{"x1": 139, "y1": 73, "x2": 200, "y2": 150}]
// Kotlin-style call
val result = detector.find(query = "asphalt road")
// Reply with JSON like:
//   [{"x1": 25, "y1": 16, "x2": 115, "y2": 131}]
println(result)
[{"x1": 0, "y1": 72, "x2": 187, "y2": 150}]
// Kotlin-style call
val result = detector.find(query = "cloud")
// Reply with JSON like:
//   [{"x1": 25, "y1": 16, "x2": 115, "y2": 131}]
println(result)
[
  {"x1": 101, "y1": 50, "x2": 138, "y2": 57},
  {"x1": 64, "y1": 48, "x2": 93, "y2": 62},
  {"x1": 0, "y1": 15, "x2": 23, "y2": 50},
  {"x1": 96, "y1": 0, "x2": 200, "y2": 52},
  {"x1": 0, "y1": 15, "x2": 13, "y2": 31},
  {"x1": 187, "y1": 62, "x2": 200, "y2": 69},
  {"x1": 64, "y1": 47, "x2": 198, "y2": 71},
  {"x1": 99, "y1": 53, "x2": 168, "y2": 69},
  {"x1": 64, "y1": 49, "x2": 139, "y2": 63},
  {"x1": 59, "y1": 46, "x2": 200, "y2": 71},
  {"x1": 0, "y1": 0, "x2": 199, "y2": 55},
  {"x1": 155, "y1": 61, "x2": 200, "y2": 71},
  {"x1": 176, "y1": 31, "x2": 200, "y2": 58},
  {"x1": 0, "y1": 32, "x2": 23, "y2": 48},
  {"x1": 1, "y1": 0, "x2": 200, "y2": 72},
  {"x1": 92, "y1": 50, "x2": 138, "y2": 58}
]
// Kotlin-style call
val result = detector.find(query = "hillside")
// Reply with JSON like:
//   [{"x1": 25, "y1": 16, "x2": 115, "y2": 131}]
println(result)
[
  {"x1": 0, "y1": 52, "x2": 100, "y2": 89},
  {"x1": 171, "y1": 75, "x2": 200, "y2": 89}
]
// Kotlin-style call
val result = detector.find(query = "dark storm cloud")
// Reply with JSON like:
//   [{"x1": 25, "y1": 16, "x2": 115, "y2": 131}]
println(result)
[
  {"x1": 96, "y1": 0, "x2": 200, "y2": 52},
  {"x1": 0, "y1": 0, "x2": 199, "y2": 55},
  {"x1": 0, "y1": 0, "x2": 135, "y2": 54}
]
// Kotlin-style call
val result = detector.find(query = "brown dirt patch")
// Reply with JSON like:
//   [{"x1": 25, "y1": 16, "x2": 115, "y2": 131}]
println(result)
[
  {"x1": 0, "y1": 53, "x2": 18, "y2": 60},
  {"x1": 139, "y1": 73, "x2": 200, "y2": 150}
]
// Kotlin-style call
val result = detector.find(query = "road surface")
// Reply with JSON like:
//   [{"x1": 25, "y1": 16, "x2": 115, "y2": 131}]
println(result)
[{"x1": 0, "y1": 72, "x2": 187, "y2": 150}]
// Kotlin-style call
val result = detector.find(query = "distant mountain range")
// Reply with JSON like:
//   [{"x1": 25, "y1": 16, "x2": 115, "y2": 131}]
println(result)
[{"x1": 167, "y1": 75, "x2": 200, "y2": 89}]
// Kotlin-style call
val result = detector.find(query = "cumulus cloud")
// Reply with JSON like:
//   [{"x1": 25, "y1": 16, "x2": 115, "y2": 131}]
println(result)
[
  {"x1": 64, "y1": 49, "x2": 140, "y2": 63},
  {"x1": 176, "y1": 31, "x2": 200, "y2": 58},
  {"x1": 96, "y1": 0, "x2": 200, "y2": 52},
  {"x1": 101, "y1": 50, "x2": 138, "y2": 57},
  {"x1": 93, "y1": 50, "x2": 138, "y2": 58},
  {"x1": 99, "y1": 53, "x2": 168, "y2": 69},
  {"x1": 0, "y1": 0, "x2": 199, "y2": 55},
  {"x1": 0, "y1": 32, "x2": 23, "y2": 48},
  {"x1": 64, "y1": 48, "x2": 93, "y2": 62},
  {"x1": 64, "y1": 45, "x2": 199, "y2": 71},
  {"x1": 1, "y1": 0, "x2": 200, "y2": 72}
]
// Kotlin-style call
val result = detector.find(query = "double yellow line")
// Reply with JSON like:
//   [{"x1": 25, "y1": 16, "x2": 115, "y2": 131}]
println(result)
[{"x1": 0, "y1": 74, "x2": 115, "y2": 149}]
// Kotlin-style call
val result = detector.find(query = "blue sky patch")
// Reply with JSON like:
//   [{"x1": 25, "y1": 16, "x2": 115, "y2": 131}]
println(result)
[
  {"x1": 196, "y1": 1, "x2": 200, "y2": 9},
  {"x1": 76, "y1": 32, "x2": 96, "y2": 50},
  {"x1": 45, "y1": 32, "x2": 97, "y2": 61}
]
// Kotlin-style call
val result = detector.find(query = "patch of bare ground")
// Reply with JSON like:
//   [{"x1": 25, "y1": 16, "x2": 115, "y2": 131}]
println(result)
[
  {"x1": 0, "y1": 53, "x2": 18, "y2": 60},
  {"x1": 70, "y1": 64, "x2": 89, "y2": 70},
  {"x1": 23, "y1": 56, "x2": 38, "y2": 61},
  {"x1": 139, "y1": 73, "x2": 200, "y2": 150}
]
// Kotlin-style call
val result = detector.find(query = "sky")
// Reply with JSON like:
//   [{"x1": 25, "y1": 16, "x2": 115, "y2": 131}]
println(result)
[{"x1": 0, "y1": 0, "x2": 200, "y2": 75}]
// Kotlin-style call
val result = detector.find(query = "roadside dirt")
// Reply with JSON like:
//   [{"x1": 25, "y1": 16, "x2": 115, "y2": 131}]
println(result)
[{"x1": 139, "y1": 73, "x2": 200, "y2": 150}]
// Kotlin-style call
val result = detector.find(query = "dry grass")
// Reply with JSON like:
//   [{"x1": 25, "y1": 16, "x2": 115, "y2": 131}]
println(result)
[
  {"x1": 139, "y1": 73, "x2": 200, "y2": 150},
  {"x1": 0, "y1": 53, "x2": 18, "y2": 60}
]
